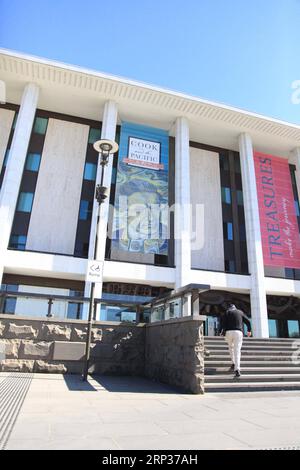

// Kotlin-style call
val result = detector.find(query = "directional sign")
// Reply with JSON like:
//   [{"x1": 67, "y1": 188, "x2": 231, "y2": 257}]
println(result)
[{"x1": 86, "y1": 260, "x2": 104, "y2": 283}]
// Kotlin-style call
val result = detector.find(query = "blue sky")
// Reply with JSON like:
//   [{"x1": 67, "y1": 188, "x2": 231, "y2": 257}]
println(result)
[{"x1": 1, "y1": 0, "x2": 300, "y2": 124}]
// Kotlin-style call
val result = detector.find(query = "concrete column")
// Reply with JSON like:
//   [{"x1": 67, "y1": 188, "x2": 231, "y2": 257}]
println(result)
[
  {"x1": 182, "y1": 293, "x2": 192, "y2": 317},
  {"x1": 0, "y1": 83, "x2": 39, "y2": 283},
  {"x1": 239, "y1": 133, "x2": 269, "y2": 338},
  {"x1": 175, "y1": 117, "x2": 191, "y2": 289},
  {"x1": 83, "y1": 101, "x2": 118, "y2": 318}
]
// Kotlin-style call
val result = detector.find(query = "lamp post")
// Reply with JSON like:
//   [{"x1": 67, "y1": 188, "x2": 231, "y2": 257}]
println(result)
[{"x1": 82, "y1": 138, "x2": 119, "y2": 381}]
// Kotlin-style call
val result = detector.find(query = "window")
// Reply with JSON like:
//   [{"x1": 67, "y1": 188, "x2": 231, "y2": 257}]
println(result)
[
  {"x1": 88, "y1": 128, "x2": 101, "y2": 144},
  {"x1": 225, "y1": 260, "x2": 235, "y2": 273},
  {"x1": 12, "y1": 113, "x2": 18, "y2": 130},
  {"x1": 237, "y1": 190, "x2": 244, "y2": 206},
  {"x1": 223, "y1": 222, "x2": 233, "y2": 240},
  {"x1": 83, "y1": 162, "x2": 97, "y2": 181},
  {"x1": 79, "y1": 200, "x2": 93, "y2": 220},
  {"x1": 239, "y1": 224, "x2": 246, "y2": 242},
  {"x1": 74, "y1": 241, "x2": 89, "y2": 258},
  {"x1": 294, "y1": 201, "x2": 300, "y2": 217},
  {"x1": 219, "y1": 153, "x2": 229, "y2": 171},
  {"x1": 3, "y1": 149, "x2": 10, "y2": 167},
  {"x1": 9, "y1": 235, "x2": 27, "y2": 250},
  {"x1": 288, "y1": 320, "x2": 300, "y2": 338},
  {"x1": 17, "y1": 192, "x2": 34, "y2": 213},
  {"x1": 25, "y1": 153, "x2": 41, "y2": 172},
  {"x1": 221, "y1": 187, "x2": 231, "y2": 204},
  {"x1": 33, "y1": 117, "x2": 48, "y2": 135}
]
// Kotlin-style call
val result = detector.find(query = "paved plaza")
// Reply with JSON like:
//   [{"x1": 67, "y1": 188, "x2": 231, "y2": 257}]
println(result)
[{"x1": 1, "y1": 372, "x2": 300, "y2": 450}]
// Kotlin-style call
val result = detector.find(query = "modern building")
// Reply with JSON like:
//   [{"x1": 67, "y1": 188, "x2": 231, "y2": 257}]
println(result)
[{"x1": 1, "y1": 49, "x2": 300, "y2": 339}]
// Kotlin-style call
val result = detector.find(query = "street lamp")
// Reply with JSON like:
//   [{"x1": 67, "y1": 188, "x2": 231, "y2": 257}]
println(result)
[{"x1": 82, "y1": 138, "x2": 119, "y2": 381}]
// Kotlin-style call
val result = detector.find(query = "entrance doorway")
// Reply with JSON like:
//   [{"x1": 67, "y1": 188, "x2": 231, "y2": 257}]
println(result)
[{"x1": 205, "y1": 316, "x2": 220, "y2": 336}]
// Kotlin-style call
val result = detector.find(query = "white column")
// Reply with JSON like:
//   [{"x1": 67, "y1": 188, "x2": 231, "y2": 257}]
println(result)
[
  {"x1": 175, "y1": 117, "x2": 191, "y2": 288},
  {"x1": 0, "y1": 83, "x2": 39, "y2": 283},
  {"x1": 83, "y1": 101, "x2": 118, "y2": 319},
  {"x1": 239, "y1": 133, "x2": 269, "y2": 338}
]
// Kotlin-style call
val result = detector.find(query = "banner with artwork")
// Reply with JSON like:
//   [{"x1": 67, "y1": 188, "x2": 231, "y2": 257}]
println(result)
[
  {"x1": 111, "y1": 122, "x2": 169, "y2": 256},
  {"x1": 254, "y1": 151, "x2": 300, "y2": 268}
]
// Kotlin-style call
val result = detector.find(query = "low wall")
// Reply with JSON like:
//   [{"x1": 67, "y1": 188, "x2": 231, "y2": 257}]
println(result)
[
  {"x1": 0, "y1": 315, "x2": 145, "y2": 376},
  {"x1": 145, "y1": 317, "x2": 205, "y2": 394},
  {"x1": 0, "y1": 314, "x2": 206, "y2": 394}
]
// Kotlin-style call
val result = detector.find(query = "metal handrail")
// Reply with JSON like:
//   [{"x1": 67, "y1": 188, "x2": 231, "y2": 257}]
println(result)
[{"x1": 0, "y1": 289, "x2": 147, "y2": 318}]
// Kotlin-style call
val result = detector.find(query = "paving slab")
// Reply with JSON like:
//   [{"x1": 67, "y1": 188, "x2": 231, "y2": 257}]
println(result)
[{"x1": 1, "y1": 372, "x2": 300, "y2": 450}]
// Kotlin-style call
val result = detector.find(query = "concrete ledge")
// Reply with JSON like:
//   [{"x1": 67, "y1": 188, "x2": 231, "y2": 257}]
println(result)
[{"x1": 146, "y1": 315, "x2": 206, "y2": 328}]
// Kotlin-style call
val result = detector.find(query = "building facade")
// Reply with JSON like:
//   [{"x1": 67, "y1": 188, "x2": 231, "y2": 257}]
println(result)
[{"x1": 1, "y1": 49, "x2": 300, "y2": 338}]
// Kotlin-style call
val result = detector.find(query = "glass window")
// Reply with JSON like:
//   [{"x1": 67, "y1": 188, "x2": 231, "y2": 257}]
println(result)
[
  {"x1": 79, "y1": 200, "x2": 92, "y2": 220},
  {"x1": 219, "y1": 153, "x2": 229, "y2": 171},
  {"x1": 74, "y1": 241, "x2": 89, "y2": 258},
  {"x1": 223, "y1": 222, "x2": 233, "y2": 240},
  {"x1": 288, "y1": 320, "x2": 300, "y2": 338},
  {"x1": 234, "y1": 156, "x2": 241, "y2": 173},
  {"x1": 88, "y1": 128, "x2": 101, "y2": 144},
  {"x1": 25, "y1": 153, "x2": 41, "y2": 172},
  {"x1": 225, "y1": 260, "x2": 235, "y2": 273},
  {"x1": 285, "y1": 268, "x2": 294, "y2": 279},
  {"x1": 17, "y1": 192, "x2": 34, "y2": 212},
  {"x1": 12, "y1": 112, "x2": 18, "y2": 130},
  {"x1": 3, "y1": 149, "x2": 10, "y2": 167},
  {"x1": 227, "y1": 222, "x2": 233, "y2": 240},
  {"x1": 268, "y1": 319, "x2": 278, "y2": 338},
  {"x1": 237, "y1": 190, "x2": 244, "y2": 206},
  {"x1": 294, "y1": 201, "x2": 300, "y2": 217},
  {"x1": 84, "y1": 162, "x2": 97, "y2": 181},
  {"x1": 239, "y1": 224, "x2": 246, "y2": 242},
  {"x1": 33, "y1": 117, "x2": 48, "y2": 135},
  {"x1": 221, "y1": 187, "x2": 231, "y2": 204},
  {"x1": 9, "y1": 235, "x2": 27, "y2": 250}
]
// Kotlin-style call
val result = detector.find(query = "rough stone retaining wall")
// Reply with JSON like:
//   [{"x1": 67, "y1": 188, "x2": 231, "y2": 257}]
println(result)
[
  {"x1": 145, "y1": 317, "x2": 205, "y2": 394},
  {"x1": 0, "y1": 314, "x2": 205, "y2": 394},
  {"x1": 0, "y1": 315, "x2": 145, "y2": 376}
]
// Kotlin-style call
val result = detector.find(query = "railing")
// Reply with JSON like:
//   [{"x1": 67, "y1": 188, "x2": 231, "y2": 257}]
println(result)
[
  {"x1": 0, "y1": 283, "x2": 210, "y2": 324},
  {"x1": 0, "y1": 290, "x2": 147, "y2": 323},
  {"x1": 146, "y1": 283, "x2": 210, "y2": 323}
]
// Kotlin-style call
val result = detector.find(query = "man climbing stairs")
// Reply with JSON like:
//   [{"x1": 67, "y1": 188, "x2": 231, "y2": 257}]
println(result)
[{"x1": 204, "y1": 336, "x2": 300, "y2": 392}]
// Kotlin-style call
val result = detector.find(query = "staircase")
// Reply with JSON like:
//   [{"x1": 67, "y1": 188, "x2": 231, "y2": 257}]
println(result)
[{"x1": 204, "y1": 336, "x2": 300, "y2": 392}]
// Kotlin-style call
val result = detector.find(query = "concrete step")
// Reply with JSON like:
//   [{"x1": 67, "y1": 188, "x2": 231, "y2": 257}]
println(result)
[
  {"x1": 205, "y1": 366, "x2": 300, "y2": 375},
  {"x1": 205, "y1": 360, "x2": 300, "y2": 367},
  {"x1": 205, "y1": 337, "x2": 298, "y2": 344},
  {"x1": 205, "y1": 344, "x2": 296, "y2": 351},
  {"x1": 205, "y1": 374, "x2": 300, "y2": 383},
  {"x1": 205, "y1": 354, "x2": 295, "y2": 361},
  {"x1": 205, "y1": 381, "x2": 300, "y2": 393},
  {"x1": 206, "y1": 351, "x2": 294, "y2": 357}
]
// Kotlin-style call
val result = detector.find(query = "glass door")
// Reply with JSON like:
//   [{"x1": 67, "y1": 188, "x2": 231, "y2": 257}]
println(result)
[
  {"x1": 268, "y1": 319, "x2": 279, "y2": 338},
  {"x1": 287, "y1": 320, "x2": 300, "y2": 338}
]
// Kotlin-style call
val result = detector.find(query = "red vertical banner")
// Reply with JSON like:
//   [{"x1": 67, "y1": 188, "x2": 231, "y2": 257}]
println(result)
[{"x1": 254, "y1": 151, "x2": 300, "y2": 269}]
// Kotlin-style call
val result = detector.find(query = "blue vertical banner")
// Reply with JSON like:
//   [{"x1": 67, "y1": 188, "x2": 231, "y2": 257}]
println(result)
[{"x1": 112, "y1": 122, "x2": 169, "y2": 256}]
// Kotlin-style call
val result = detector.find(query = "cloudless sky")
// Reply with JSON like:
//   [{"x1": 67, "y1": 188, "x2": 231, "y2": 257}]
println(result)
[{"x1": 1, "y1": 0, "x2": 300, "y2": 124}]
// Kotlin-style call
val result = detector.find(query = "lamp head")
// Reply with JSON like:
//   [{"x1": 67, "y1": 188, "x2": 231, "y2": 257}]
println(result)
[{"x1": 93, "y1": 139, "x2": 119, "y2": 155}]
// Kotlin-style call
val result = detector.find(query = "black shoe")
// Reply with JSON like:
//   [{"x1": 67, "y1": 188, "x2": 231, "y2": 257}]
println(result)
[
  {"x1": 229, "y1": 364, "x2": 235, "y2": 372},
  {"x1": 234, "y1": 370, "x2": 241, "y2": 378}
]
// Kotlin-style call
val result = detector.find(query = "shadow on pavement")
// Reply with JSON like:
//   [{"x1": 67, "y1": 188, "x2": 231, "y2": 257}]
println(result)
[{"x1": 91, "y1": 375, "x2": 182, "y2": 394}]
